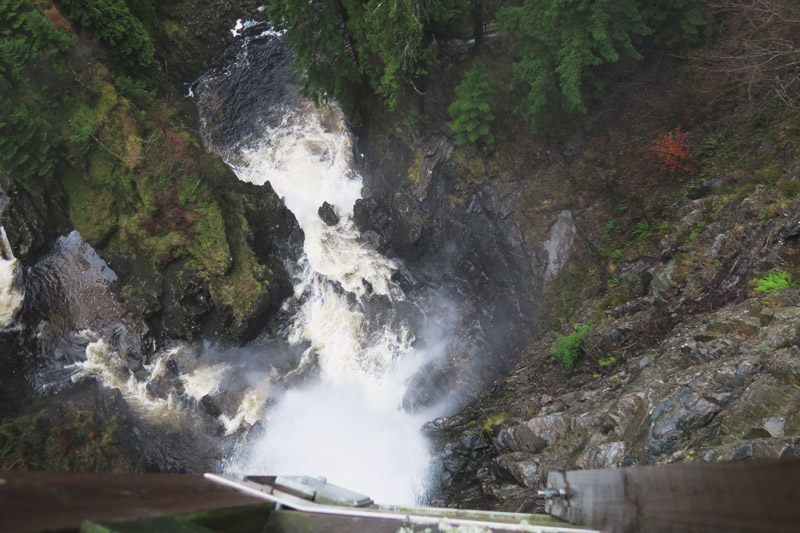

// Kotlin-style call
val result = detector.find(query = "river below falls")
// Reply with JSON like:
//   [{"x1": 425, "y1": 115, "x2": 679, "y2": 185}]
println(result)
[
  {"x1": 192, "y1": 23, "x2": 458, "y2": 503},
  {"x1": 0, "y1": 22, "x2": 465, "y2": 505}
]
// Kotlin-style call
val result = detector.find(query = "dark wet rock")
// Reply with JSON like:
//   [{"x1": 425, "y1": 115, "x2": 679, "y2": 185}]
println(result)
[
  {"x1": 575, "y1": 441, "x2": 626, "y2": 470},
  {"x1": 777, "y1": 220, "x2": 800, "y2": 242},
  {"x1": 354, "y1": 130, "x2": 540, "y2": 410},
  {"x1": 362, "y1": 278, "x2": 373, "y2": 294},
  {"x1": 431, "y1": 286, "x2": 800, "y2": 509},
  {"x1": 318, "y1": 201, "x2": 340, "y2": 226},
  {"x1": 688, "y1": 177, "x2": 724, "y2": 199},
  {"x1": 200, "y1": 394, "x2": 222, "y2": 417},
  {"x1": 159, "y1": 261, "x2": 213, "y2": 341},
  {"x1": 495, "y1": 452, "x2": 544, "y2": 488},
  {"x1": 494, "y1": 413, "x2": 570, "y2": 454},
  {"x1": 0, "y1": 179, "x2": 71, "y2": 265},
  {"x1": 390, "y1": 269, "x2": 413, "y2": 294}
]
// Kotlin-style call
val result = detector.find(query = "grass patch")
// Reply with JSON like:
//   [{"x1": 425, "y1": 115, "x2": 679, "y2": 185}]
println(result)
[{"x1": 482, "y1": 412, "x2": 509, "y2": 433}]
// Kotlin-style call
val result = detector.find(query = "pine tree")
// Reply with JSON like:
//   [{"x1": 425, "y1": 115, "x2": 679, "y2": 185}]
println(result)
[
  {"x1": 448, "y1": 59, "x2": 495, "y2": 146},
  {"x1": 0, "y1": 99, "x2": 59, "y2": 194},
  {"x1": 498, "y1": 0, "x2": 715, "y2": 132},
  {"x1": 267, "y1": 0, "x2": 461, "y2": 117},
  {"x1": 56, "y1": 0, "x2": 154, "y2": 71}
]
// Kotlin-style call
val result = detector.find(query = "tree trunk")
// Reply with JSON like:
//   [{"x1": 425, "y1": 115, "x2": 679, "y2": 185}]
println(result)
[{"x1": 471, "y1": 1, "x2": 483, "y2": 45}]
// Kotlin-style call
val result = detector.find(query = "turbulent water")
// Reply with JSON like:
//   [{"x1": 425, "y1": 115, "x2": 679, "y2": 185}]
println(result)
[
  {"x1": 193, "y1": 24, "x2": 453, "y2": 503},
  {"x1": 0, "y1": 21, "x2": 455, "y2": 504},
  {"x1": 0, "y1": 227, "x2": 23, "y2": 328}
]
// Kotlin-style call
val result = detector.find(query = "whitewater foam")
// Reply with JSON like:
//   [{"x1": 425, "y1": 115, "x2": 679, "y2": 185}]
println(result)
[{"x1": 0, "y1": 226, "x2": 23, "y2": 328}]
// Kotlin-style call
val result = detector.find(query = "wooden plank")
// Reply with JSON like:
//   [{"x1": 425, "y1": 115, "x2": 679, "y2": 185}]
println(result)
[
  {"x1": 266, "y1": 510, "x2": 405, "y2": 533},
  {"x1": 78, "y1": 505, "x2": 272, "y2": 533},
  {"x1": 0, "y1": 472, "x2": 269, "y2": 533},
  {"x1": 547, "y1": 458, "x2": 800, "y2": 532},
  {"x1": 80, "y1": 516, "x2": 215, "y2": 533}
]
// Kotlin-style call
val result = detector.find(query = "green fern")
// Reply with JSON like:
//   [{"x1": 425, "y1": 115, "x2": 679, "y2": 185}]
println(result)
[{"x1": 754, "y1": 271, "x2": 797, "y2": 294}]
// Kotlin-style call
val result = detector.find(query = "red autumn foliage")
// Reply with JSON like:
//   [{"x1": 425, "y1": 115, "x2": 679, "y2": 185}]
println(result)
[
  {"x1": 139, "y1": 185, "x2": 198, "y2": 241},
  {"x1": 45, "y1": 8, "x2": 71, "y2": 32},
  {"x1": 649, "y1": 127, "x2": 695, "y2": 176}
]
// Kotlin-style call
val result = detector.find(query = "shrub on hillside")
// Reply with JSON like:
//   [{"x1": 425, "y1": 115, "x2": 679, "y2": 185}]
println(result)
[
  {"x1": 649, "y1": 127, "x2": 695, "y2": 176},
  {"x1": 448, "y1": 59, "x2": 495, "y2": 146},
  {"x1": 553, "y1": 322, "x2": 594, "y2": 369},
  {"x1": 754, "y1": 271, "x2": 796, "y2": 294}
]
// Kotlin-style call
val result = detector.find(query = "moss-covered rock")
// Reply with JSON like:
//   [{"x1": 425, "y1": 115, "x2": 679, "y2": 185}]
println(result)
[
  {"x1": 0, "y1": 1, "x2": 298, "y2": 345},
  {"x1": 0, "y1": 382, "x2": 139, "y2": 473}
]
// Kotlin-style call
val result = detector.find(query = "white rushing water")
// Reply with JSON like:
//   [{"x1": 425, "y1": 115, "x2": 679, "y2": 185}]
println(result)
[
  {"x1": 45, "y1": 23, "x2": 449, "y2": 502},
  {"x1": 0, "y1": 226, "x2": 24, "y2": 328},
  {"x1": 70, "y1": 330, "x2": 180, "y2": 419},
  {"x1": 221, "y1": 99, "x2": 440, "y2": 504}
]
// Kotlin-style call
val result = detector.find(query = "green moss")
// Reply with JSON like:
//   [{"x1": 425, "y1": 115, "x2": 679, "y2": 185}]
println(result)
[
  {"x1": 0, "y1": 411, "x2": 132, "y2": 472},
  {"x1": 205, "y1": 199, "x2": 269, "y2": 323},
  {"x1": 186, "y1": 198, "x2": 231, "y2": 277},
  {"x1": 70, "y1": 73, "x2": 119, "y2": 131},
  {"x1": 62, "y1": 170, "x2": 119, "y2": 246},
  {"x1": 406, "y1": 146, "x2": 424, "y2": 187},
  {"x1": 482, "y1": 412, "x2": 509, "y2": 432},
  {"x1": 87, "y1": 149, "x2": 118, "y2": 186},
  {"x1": 452, "y1": 149, "x2": 486, "y2": 185}
]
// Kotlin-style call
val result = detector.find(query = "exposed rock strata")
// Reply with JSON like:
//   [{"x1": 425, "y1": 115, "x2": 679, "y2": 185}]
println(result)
[
  {"x1": 430, "y1": 201, "x2": 800, "y2": 510},
  {"x1": 354, "y1": 131, "x2": 542, "y2": 409}
]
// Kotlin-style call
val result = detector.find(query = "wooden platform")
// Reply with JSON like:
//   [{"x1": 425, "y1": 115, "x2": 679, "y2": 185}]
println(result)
[
  {"x1": 0, "y1": 472, "x2": 268, "y2": 532},
  {"x1": 546, "y1": 458, "x2": 800, "y2": 532}
]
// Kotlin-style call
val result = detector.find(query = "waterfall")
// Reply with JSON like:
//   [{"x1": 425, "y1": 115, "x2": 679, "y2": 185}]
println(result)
[
  {"x1": 195, "y1": 26, "x2": 447, "y2": 504},
  {"x1": 0, "y1": 226, "x2": 23, "y2": 328},
  {"x1": 4, "y1": 21, "x2": 453, "y2": 503}
]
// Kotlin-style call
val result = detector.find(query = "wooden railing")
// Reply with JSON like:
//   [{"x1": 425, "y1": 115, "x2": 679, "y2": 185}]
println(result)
[{"x1": 544, "y1": 458, "x2": 800, "y2": 532}]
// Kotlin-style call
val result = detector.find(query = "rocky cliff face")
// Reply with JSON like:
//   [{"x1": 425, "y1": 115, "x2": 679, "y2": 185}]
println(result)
[
  {"x1": 0, "y1": 1, "x2": 297, "y2": 472},
  {"x1": 0, "y1": 1, "x2": 296, "y2": 351},
  {"x1": 354, "y1": 127, "x2": 543, "y2": 409},
  {"x1": 430, "y1": 279, "x2": 800, "y2": 510},
  {"x1": 420, "y1": 48, "x2": 800, "y2": 509}
]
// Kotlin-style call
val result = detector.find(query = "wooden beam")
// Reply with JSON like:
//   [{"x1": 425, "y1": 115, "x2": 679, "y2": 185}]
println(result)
[
  {"x1": 546, "y1": 458, "x2": 800, "y2": 532},
  {"x1": 0, "y1": 472, "x2": 270, "y2": 533}
]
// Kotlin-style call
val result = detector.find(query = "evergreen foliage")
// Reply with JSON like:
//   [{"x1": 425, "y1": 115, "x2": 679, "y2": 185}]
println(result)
[
  {"x1": 0, "y1": 99, "x2": 59, "y2": 194},
  {"x1": 448, "y1": 59, "x2": 495, "y2": 146},
  {"x1": 56, "y1": 0, "x2": 155, "y2": 71},
  {"x1": 347, "y1": 0, "x2": 441, "y2": 111},
  {"x1": 498, "y1": 0, "x2": 715, "y2": 131},
  {"x1": 1, "y1": 0, "x2": 71, "y2": 88},
  {"x1": 0, "y1": 0, "x2": 71, "y2": 193},
  {"x1": 266, "y1": 0, "x2": 460, "y2": 117},
  {"x1": 267, "y1": 0, "x2": 362, "y2": 114}
]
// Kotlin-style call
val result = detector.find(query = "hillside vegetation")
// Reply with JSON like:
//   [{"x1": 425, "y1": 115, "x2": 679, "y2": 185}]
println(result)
[
  {"x1": 1, "y1": 0, "x2": 289, "y2": 340},
  {"x1": 409, "y1": 0, "x2": 800, "y2": 509}
]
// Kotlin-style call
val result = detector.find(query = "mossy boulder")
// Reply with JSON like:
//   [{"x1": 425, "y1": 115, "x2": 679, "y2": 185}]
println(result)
[{"x1": 0, "y1": 381, "x2": 140, "y2": 473}]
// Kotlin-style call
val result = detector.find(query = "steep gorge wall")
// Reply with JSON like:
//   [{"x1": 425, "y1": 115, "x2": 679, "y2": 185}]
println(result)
[
  {"x1": 419, "y1": 44, "x2": 800, "y2": 511},
  {"x1": 0, "y1": 1, "x2": 297, "y2": 349},
  {"x1": 353, "y1": 127, "x2": 543, "y2": 409},
  {"x1": 0, "y1": 1, "x2": 300, "y2": 473}
]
